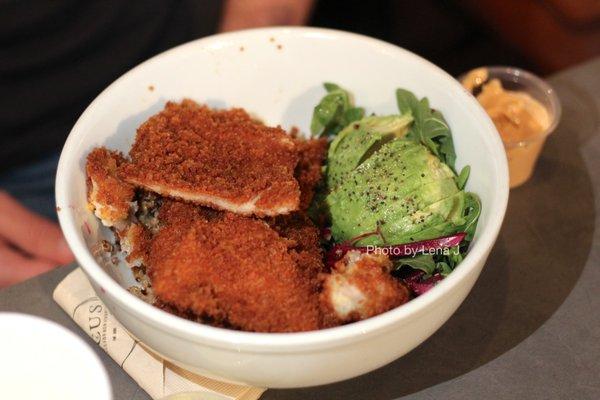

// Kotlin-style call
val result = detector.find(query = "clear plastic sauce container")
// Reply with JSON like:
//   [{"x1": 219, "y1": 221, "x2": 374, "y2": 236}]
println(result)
[{"x1": 460, "y1": 67, "x2": 561, "y2": 188}]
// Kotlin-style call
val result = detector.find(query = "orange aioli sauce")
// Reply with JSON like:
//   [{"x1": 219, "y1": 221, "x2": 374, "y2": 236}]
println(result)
[{"x1": 462, "y1": 68, "x2": 551, "y2": 187}]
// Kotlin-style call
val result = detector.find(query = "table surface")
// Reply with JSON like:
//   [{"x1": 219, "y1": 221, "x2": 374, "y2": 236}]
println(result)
[{"x1": 2, "y1": 58, "x2": 599, "y2": 400}]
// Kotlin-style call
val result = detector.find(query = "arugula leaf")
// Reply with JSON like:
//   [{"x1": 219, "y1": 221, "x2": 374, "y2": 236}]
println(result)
[
  {"x1": 448, "y1": 246, "x2": 463, "y2": 266},
  {"x1": 432, "y1": 245, "x2": 464, "y2": 276},
  {"x1": 394, "y1": 254, "x2": 436, "y2": 275},
  {"x1": 311, "y1": 83, "x2": 364, "y2": 138},
  {"x1": 459, "y1": 192, "x2": 481, "y2": 241},
  {"x1": 456, "y1": 165, "x2": 471, "y2": 190},
  {"x1": 396, "y1": 251, "x2": 463, "y2": 277},
  {"x1": 431, "y1": 110, "x2": 456, "y2": 168},
  {"x1": 436, "y1": 261, "x2": 453, "y2": 277},
  {"x1": 395, "y1": 89, "x2": 457, "y2": 171},
  {"x1": 396, "y1": 88, "x2": 420, "y2": 116},
  {"x1": 343, "y1": 107, "x2": 365, "y2": 126},
  {"x1": 323, "y1": 82, "x2": 342, "y2": 92}
]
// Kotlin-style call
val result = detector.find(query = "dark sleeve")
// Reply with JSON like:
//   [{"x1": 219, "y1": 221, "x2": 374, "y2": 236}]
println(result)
[{"x1": 0, "y1": 0, "x2": 222, "y2": 171}]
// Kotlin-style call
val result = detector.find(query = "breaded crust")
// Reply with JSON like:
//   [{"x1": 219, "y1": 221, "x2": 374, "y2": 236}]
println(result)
[
  {"x1": 294, "y1": 137, "x2": 328, "y2": 210},
  {"x1": 148, "y1": 202, "x2": 322, "y2": 332},
  {"x1": 267, "y1": 212, "x2": 325, "y2": 284},
  {"x1": 120, "y1": 100, "x2": 300, "y2": 216},
  {"x1": 86, "y1": 147, "x2": 134, "y2": 227},
  {"x1": 320, "y1": 251, "x2": 409, "y2": 326},
  {"x1": 116, "y1": 223, "x2": 151, "y2": 267}
]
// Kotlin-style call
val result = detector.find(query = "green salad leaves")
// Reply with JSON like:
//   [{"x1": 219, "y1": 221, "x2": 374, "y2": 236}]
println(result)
[
  {"x1": 310, "y1": 83, "x2": 365, "y2": 138},
  {"x1": 396, "y1": 89, "x2": 457, "y2": 171},
  {"x1": 309, "y1": 83, "x2": 481, "y2": 278}
]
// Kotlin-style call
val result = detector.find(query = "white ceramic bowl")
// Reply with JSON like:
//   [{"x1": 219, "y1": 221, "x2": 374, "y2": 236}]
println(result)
[{"x1": 56, "y1": 27, "x2": 508, "y2": 388}]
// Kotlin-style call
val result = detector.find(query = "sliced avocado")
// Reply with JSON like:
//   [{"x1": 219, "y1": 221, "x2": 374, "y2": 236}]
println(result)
[
  {"x1": 327, "y1": 137, "x2": 465, "y2": 246},
  {"x1": 329, "y1": 114, "x2": 413, "y2": 155},
  {"x1": 330, "y1": 187, "x2": 464, "y2": 246},
  {"x1": 327, "y1": 130, "x2": 389, "y2": 190},
  {"x1": 327, "y1": 115, "x2": 413, "y2": 189},
  {"x1": 376, "y1": 191, "x2": 466, "y2": 245},
  {"x1": 350, "y1": 140, "x2": 455, "y2": 195}
]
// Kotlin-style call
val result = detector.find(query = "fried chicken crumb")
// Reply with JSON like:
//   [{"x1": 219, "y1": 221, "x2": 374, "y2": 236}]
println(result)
[
  {"x1": 120, "y1": 100, "x2": 300, "y2": 216},
  {"x1": 293, "y1": 137, "x2": 328, "y2": 210},
  {"x1": 320, "y1": 251, "x2": 409, "y2": 326},
  {"x1": 148, "y1": 209, "x2": 322, "y2": 332},
  {"x1": 268, "y1": 212, "x2": 325, "y2": 283},
  {"x1": 86, "y1": 148, "x2": 135, "y2": 227},
  {"x1": 116, "y1": 223, "x2": 150, "y2": 267}
]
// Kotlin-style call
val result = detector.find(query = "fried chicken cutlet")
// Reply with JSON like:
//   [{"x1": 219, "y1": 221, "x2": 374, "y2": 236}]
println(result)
[
  {"x1": 86, "y1": 148, "x2": 135, "y2": 228},
  {"x1": 293, "y1": 137, "x2": 327, "y2": 210},
  {"x1": 320, "y1": 251, "x2": 409, "y2": 326},
  {"x1": 83, "y1": 101, "x2": 416, "y2": 333},
  {"x1": 268, "y1": 211, "x2": 326, "y2": 283},
  {"x1": 120, "y1": 100, "x2": 301, "y2": 217},
  {"x1": 148, "y1": 201, "x2": 323, "y2": 332}
]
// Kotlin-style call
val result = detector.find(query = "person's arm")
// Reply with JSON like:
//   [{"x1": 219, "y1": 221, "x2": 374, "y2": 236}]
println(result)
[
  {"x1": 0, "y1": 191, "x2": 73, "y2": 287},
  {"x1": 219, "y1": 0, "x2": 314, "y2": 32}
]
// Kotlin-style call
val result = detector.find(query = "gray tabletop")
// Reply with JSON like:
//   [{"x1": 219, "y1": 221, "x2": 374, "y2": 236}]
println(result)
[{"x1": 2, "y1": 58, "x2": 600, "y2": 400}]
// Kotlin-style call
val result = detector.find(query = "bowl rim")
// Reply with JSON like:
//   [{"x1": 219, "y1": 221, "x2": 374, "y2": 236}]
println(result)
[{"x1": 56, "y1": 26, "x2": 509, "y2": 352}]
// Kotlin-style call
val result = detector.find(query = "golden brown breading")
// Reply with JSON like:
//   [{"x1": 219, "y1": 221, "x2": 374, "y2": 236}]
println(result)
[
  {"x1": 320, "y1": 251, "x2": 409, "y2": 326},
  {"x1": 86, "y1": 147, "x2": 134, "y2": 227},
  {"x1": 116, "y1": 223, "x2": 151, "y2": 267},
  {"x1": 267, "y1": 212, "x2": 325, "y2": 283},
  {"x1": 155, "y1": 198, "x2": 203, "y2": 228},
  {"x1": 148, "y1": 205, "x2": 322, "y2": 332},
  {"x1": 84, "y1": 102, "x2": 415, "y2": 333},
  {"x1": 294, "y1": 137, "x2": 328, "y2": 210},
  {"x1": 120, "y1": 100, "x2": 300, "y2": 216}
]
